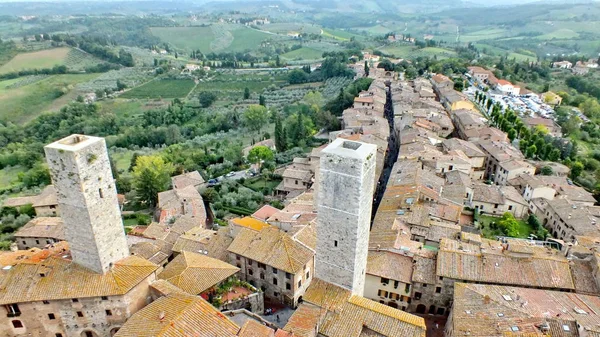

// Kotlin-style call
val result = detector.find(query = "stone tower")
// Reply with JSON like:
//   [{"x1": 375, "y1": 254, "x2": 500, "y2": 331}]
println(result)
[
  {"x1": 315, "y1": 138, "x2": 377, "y2": 296},
  {"x1": 44, "y1": 135, "x2": 129, "y2": 274}
]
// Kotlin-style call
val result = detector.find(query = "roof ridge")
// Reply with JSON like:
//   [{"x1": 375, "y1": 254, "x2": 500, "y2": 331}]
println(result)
[
  {"x1": 156, "y1": 294, "x2": 198, "y2": 336},
  {"x1": 281, "y1": 232, "x2": 295, "y2": 273}
]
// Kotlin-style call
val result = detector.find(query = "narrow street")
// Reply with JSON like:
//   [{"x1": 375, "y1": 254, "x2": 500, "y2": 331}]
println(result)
[{"x1": 371, "y1": 81, "x2": 400, "y2": 225}]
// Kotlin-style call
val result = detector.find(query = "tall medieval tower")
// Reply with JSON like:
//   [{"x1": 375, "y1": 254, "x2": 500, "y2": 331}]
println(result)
[
  {"x1": 315, "y1": 138, "x2": 377, "y2": 296},
  {"x1": 45, "y1": 135, "x2": 129, "y2": 274}
]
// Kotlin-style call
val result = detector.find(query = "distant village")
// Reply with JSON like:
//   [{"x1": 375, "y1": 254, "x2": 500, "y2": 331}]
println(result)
[{"x1": 2, "y1": 53, "x2": 600, "y2": 337}]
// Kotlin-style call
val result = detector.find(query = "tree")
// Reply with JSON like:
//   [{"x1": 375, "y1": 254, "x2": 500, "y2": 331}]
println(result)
[
  {"x1": 377, "y1": 59, "x2": 394, "y2": 71},
  {"x1": 276, "y1": 55, "x2": 281, "y2": 67},
  {"x1": 364, "y1": 61, "x2": 369, "y2": 76},
  {"x1": 288, "y1": 69, "x2": 309, "y2": 84},
  {"x1": 259, "y1": 94, "x2": 266, "y2": 107},
  {"x1": 132, "y1": 156, "x2": 174, "y2": 207},
  {"x1": 497, "y1": 212, "x2": 521, "y2": 237},
  {"x1": 540, "y1": 166, "x2": 554, "y2": 176},
  {"x1": 507, "y1": 128, "x2": 517, "y2": 142},
  {"x1": 570, "y1": 161, "x2": 584, "y2": 180},
  {"x1": 274, "y1": 115, "x2": 286, "y2": 152},
  {"x1": 547, "y1": 148, "x2": 561, "y2": 162},
  {"x1": 247, "y1": 146, "x2": 274, "y2": 171},
  {"x1": 129, "y1": 153, "x2": 140, "y2": 172},
  {"x1": 116, "y1": 80, "x2": 127, "y2": 91},
  {"x1": 244, "y1": 87, "x2": 250, "y2": 100},
  {"x1": 526, "y1": 145, "x2": 537, "y2": 158},
  {"x1": 198, "y1": 91, "x2": 217, "y2": 108},
  {"x1": 243, "y1": 105, "x2": 269, "y2": 132}
]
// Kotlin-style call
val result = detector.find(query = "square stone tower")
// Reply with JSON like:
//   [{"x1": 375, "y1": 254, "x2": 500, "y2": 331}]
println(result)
[
  {"x1": 316, "y1": 138, "x2": 377, "y2": 296},
  {"x1": 44, "y1": 135, "x2": 129, "y2": 274}
]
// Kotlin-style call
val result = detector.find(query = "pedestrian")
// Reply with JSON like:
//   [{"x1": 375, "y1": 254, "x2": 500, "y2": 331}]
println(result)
[{"x1": 276, "y1": 314, "x2": 280, "y2": 323}]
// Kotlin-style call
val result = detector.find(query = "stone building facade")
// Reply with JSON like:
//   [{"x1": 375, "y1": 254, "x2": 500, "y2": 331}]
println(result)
[
  {"x1": 316, "y1": 139, "x2": 377, "y2": 296},
  {"x1": 44, "y1": 135, "x2": 129, "y2": 274}
]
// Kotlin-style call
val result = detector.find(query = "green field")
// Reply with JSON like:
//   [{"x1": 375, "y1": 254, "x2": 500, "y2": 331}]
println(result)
[
  {"x1": 150, "y1": 26, "x2": 215, "y2": 53},
  {"x1": 322, "y1": 28, "x2": 363, "y2": 41},
  {"x1": 0, "y1": 166, "x2": 24, "y2": 190},
  {"x1": 150, "y1": 25, "x2": 280, "y2": 53},
  {"x1": 281, "y1": 47, "x2": 324, "y2": 61},
  {"x1": 0, "y1": 73, "x2": 100, "y2": 124},
  {"x1": 119, "y1": 79, "x2": 196, "y2": 99},
  {"x1": 223, "y1": 27, "x2": 280, "y2": 52},
  {"x1": 379, "y1": 45, "x2": 457, "y2": 59},
  {"x1": 536, "y1": 28, "x2": 580, "y2": 40},
  {"x1": 260, "y1": 23, "x2": 322, "y2": 35},
  {"x1": 460, "y1": 28, "x2": 508, "y2": 42},
  {"x1": 0, "y1": 47, "x2": 71, "y2": 74}
]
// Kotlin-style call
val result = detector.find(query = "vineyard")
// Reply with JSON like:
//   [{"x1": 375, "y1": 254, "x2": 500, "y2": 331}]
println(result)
[
  {"x1": 64, "y1": 49, "x2": 105, "y2": 70},
  {"x1": 4, "y1": 75, "x2": 51, "y2": 89},
  {"x1": 119, "y1": 79, "x2": 196, "y2": 99},
  {"x1": 76, "y1": 68, "x2": 155, "y2": 93},
  {"x1": 321, "y1": 77, "x2": 353, "y2": 99}
]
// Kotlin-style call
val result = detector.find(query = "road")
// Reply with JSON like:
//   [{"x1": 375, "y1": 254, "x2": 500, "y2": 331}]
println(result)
[{"x1": 371, "y1": 81, "x2": 400, "y2": 225}]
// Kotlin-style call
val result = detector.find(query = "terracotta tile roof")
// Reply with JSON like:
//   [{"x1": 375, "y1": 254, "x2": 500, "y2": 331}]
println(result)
[
  {"x1": 292, "y1": 224, "x2": 317, "y2": 250},
  {"x1": 158, "y1": 251, "x2": 239, "y2": 295},
  {"x1": 149, "y1": 279, "x2": 187, "y2": 297},
  {"x1": 252, "y1": 205, "x2": 280, "y2": 221},
  {"x1": 230, "y1": 217, "x2": 272, "y2": 232},
  {"x1": 130, "y1": 240, "x2": 172, "y2": 265},
  {"x1": 412, "y1": 255, "x2": 437, "y2": 285},
  {"x1": 282, "y1": 168, "x2": 313, "y2": 181},
  {"x1": 1, "y1": 195, "x2": 37, "y2": 208},
  {"x1": 172, "y1": 226, "x2": 233, "y2": 261},
  {"x1": 227, "y1": 227, "x2": 314, "y2": 274},
  {"x1": 442, "y1": 138, "x2": 486, "y2": 158},
  {"x1": 114, "y1": 293, "x2": 239, "y2": 337},
  {"x1": 238, "y1": 320, "x2": 275, "y2": 337},
  {"x1": 283, "y1": 302, "x2": 323, "y2": 337},
  {"x1": 290, "y1": 278, "x2": 425, "y2": 337},
  {"x1": 0, "y1": 255, "x2": 158, "y2": 305},
  {"x1": 157, "y1": 186, "x2": 207, "y2": 224},
  {"x1": 0, "y1": 241, "x2": 69, "y2": 268},
  {"x1": 450, "y1": 283, "x2": 600, "y2": 337},
  {"x1": 14, "y1": 217, "x2": 64, "y2": 240},
  {"x1": 437, "y1": 238, "x2": 575, "y2": 290},
  {"x1": 367, "y1": 251, "x2": 413, "y2": 284},
  {"x1": 171, "y1": 171, "x2": 205, "y2": 189},
  {"x1": 32, "y1": 185, "x2": 58, "y2": 207},
  {"x1": 143, "y1": 215, "x2": 201, "y2": 244}
]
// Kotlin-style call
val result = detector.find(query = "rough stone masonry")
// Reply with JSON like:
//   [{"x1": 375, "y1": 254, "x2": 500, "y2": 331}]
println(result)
[
  {"x1": 316, "y1": 138, "x2": 377, "y2": 296},
  {"x1": 44, "y1": 134, "x2": 129, "y2": 274}
]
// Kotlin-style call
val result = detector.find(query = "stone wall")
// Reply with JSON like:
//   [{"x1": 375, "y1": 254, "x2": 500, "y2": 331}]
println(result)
[
  {"x1": 316, "y1": 139, "x2": 377, "y2": 296},
  {"x1": 44, "y1": 135, "x2": 129, "y2": 274}
]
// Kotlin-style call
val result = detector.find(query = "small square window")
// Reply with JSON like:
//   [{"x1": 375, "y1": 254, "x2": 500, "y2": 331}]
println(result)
[
  {"x1": 298, "y1": 280, "x2": 302, "y2": 288},
  {"x1": 306, "y1": 271, "x2": 310, "y2": 279},
  {"x1": 43, "y1": 300, "x2": 50, "y2": 304},
  {"x1": 12, "y1": 320, "x2": 23, "y2": 328},
  {"x1": 286, "y1": 272, "x2": 291, "y2": 279},
  {"x1": 72, "y1": 299, "x2": 79, "y2": 303},
  {"x1": 436, "y1": 287, "x2": 442, "y2": 293},
  {"x1": 77, "y1": 311, "x2": 84, "y2": 318},
  {"x1": 56, "y1": 334, "x2": 63, "y2": 337},
  {"x1": 48, "y1": 313, "x2": 56, "y2": 320},
  {"x1": 105, "y1": 310, "x2": 112, "y2": 316},
  {"x1": 334, "y1": 240, "x2": 338, "y2": 247},
  {"x1": 286, "y1": 283, "x2": 291, "y2": 290},
  {"x1": 273, "y1": 278, "x2": 278, "y2": 286},
  {"x1": 101, "y1": 296, "x2": 108, "y2": 301},
  {"x1": 511, "y1": 326, "x2": 519, "y2": 332},
  {"x1": 272, "y1": 267, "x2": 277, "y2": 274},
  {"x1": 274, "y1": 292, "x2": 279, "y2": 297}
]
